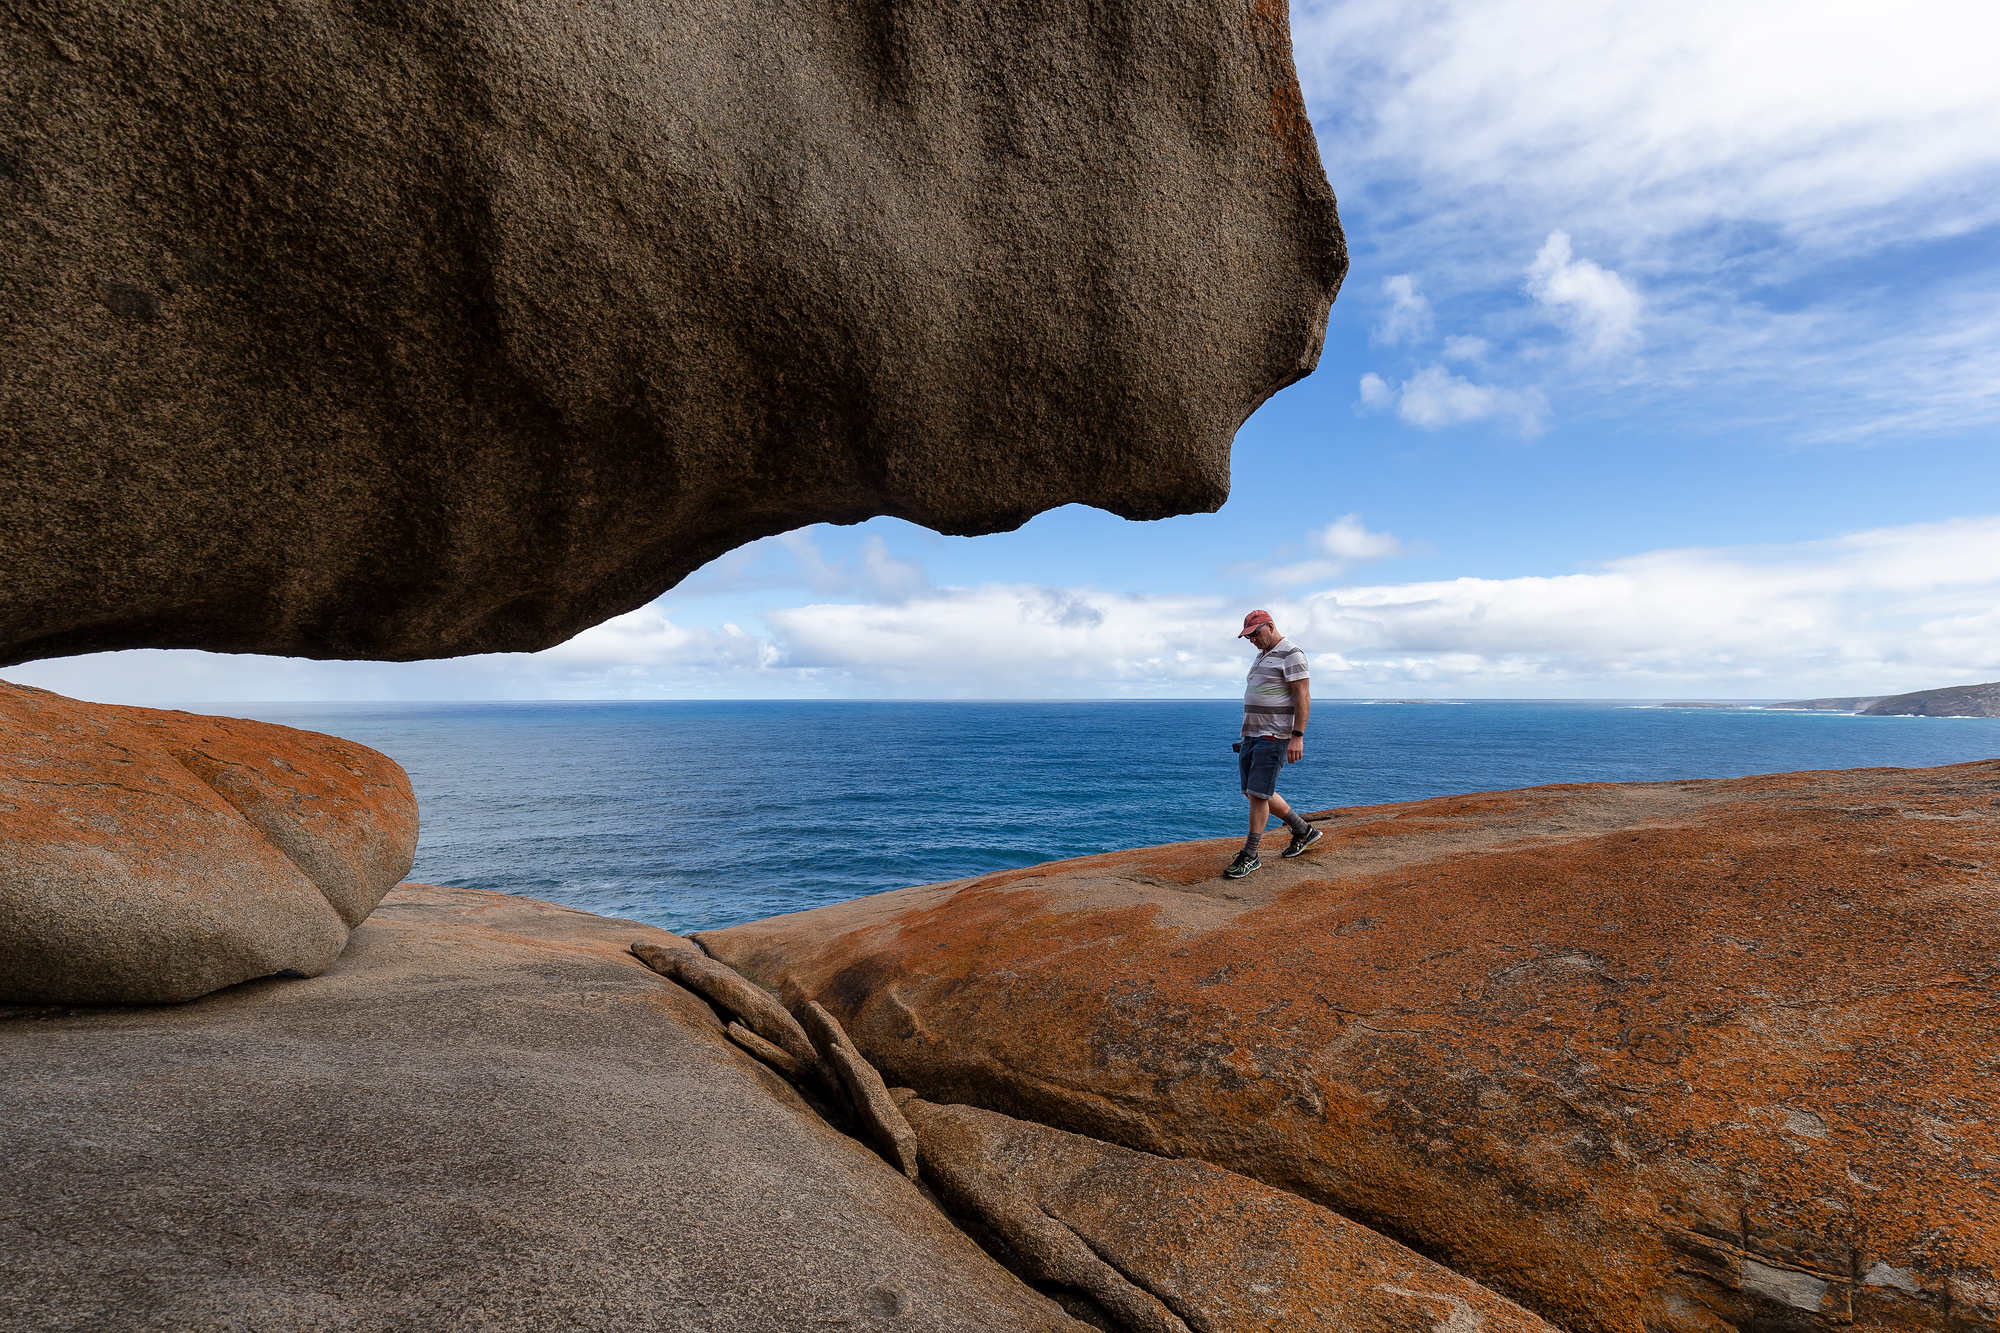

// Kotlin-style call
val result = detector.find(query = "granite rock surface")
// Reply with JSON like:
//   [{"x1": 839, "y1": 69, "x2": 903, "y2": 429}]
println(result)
[
  {"x1": 702, "y1": 762, "x2": 2000, "y2": 1332},
  {"x1": 0, "y1": 884, "x2": 1089, "y2": 1332},
  {"x1": 0, "y1": 681, "x2": 417, "y2": 1003},
  {"x1": 1, "y1": 0, "x2": 1344, "y2": 666}
]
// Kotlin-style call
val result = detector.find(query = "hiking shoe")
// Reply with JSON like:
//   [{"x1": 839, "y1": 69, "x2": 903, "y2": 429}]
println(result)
[
  {"x1": 1280, "y1": 826, "x2": 1325, "y2": 859},
  {"x1": 1223, "y1": 850, "x2": 1261, "y2": 880}
]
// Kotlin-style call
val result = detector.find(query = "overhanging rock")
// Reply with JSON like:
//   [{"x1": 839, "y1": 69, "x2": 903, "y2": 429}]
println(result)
[{"x1": 1, "y1": 0, "x2": 1345, "y2": 664}]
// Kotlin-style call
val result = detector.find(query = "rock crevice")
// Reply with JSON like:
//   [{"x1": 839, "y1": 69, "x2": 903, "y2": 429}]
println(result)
[{"x1": 635, "y1": 933, "x2": 1553, "y2": 1332}]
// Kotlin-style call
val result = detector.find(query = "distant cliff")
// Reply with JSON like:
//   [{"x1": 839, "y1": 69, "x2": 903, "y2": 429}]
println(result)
[
  {"x1": 1771, "y1": 681, "x2": 2000, "y2": 716},
  {"x1": 1862, "y1": 681, "x2": 2000, "y2": 716}
]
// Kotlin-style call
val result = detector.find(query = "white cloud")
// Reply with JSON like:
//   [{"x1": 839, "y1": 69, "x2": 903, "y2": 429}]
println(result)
[
  {"x1": 1373, "y1": 274, "x2": 1433, "y2": 346},
  {"x1": 676, "y1": 527, "x2": 927, "y2": 601},
  {"x1": 1295, "y1": 0, "x2": 2000, "y2": 251},
  {"x1": 0, "y1": 612, "x2": 791, "y2": 704},
  {"x1": 1289, "y1": 515, "x2": 2000, "y2": 694},
  {"x1": 1361, "y1": 364, "x2": 1547, "y2": 434},
  {"x1": 855, "y1": 536, "x2": 927, "y2": 600},
  {"x1": 1442, "y1": 336, "x2": 1489, "y2": 362},
  {"x1": 1257, "y1": 514, "x2": 1409, "y2": 588},
  {"x1": 1294, "y1": 0, "x2": 2000, "y2": 440},
  {"x1": 1357, "y1": 372, "x2": 1395, "y2": 411},
  {"x1": 764, "y1": 589, "x2": 1227, "y2": 692},
  {"x1": 1317, "y1": 514, "x2": 1405, "y2": 562},
  {"x1": 544, "y1": 607, "x2": 778, "y2": 670},
  {"x1": 20, "y1": 517, "x2": 2000, "y2": 702},
  {"x1": 1525, "y1": 231, "x2": 1642, "y2": 356},
  {"x1": 1396, "y1": 365, "x2": 1505, "y2": 428},
  {"x1": 669, "y1": 514, "x2": 2000, "y2": 696}
]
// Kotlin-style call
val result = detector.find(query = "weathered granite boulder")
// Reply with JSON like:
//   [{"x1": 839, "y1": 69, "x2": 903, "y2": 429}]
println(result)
[
  {"x1": 703, "y1": 763, "x2": 2000, "y2": 1332},
  {"x1": 0, "y1": 884, "x2": 1089, "y2": 1331},
  {"x1": 906, "y1": 1096, "x2": 1558, "y2": 1332},
  {"x1": 0, "y1": 0, "x2": 1344, "y2": 666},
  {"x1": 0, "y1": 681, "x2": 417, "y2": 1003}
]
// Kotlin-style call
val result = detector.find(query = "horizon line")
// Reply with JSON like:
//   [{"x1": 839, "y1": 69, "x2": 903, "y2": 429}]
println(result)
[{"x1": 119, "y1": 695, "x2": 1839, "y2": 706}]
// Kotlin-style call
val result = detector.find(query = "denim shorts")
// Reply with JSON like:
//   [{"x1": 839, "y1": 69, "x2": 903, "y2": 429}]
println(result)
[{"x1": 1238, "y1": 735, "x2": 1288, "y2": 799}]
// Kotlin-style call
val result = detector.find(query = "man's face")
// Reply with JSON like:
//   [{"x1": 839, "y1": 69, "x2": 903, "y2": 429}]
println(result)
[{"x1": 1246, "y1": 623, "x2": 1281, "y2": 650}]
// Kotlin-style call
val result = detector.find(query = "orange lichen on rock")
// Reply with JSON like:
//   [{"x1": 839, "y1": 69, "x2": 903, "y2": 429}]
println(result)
[
  {"x1": 0, "y1": 681, "x2": 417, "y2": 1003},
  {"x1": 702, "y1": 763, "x2": 2000, "y2": 1332}
]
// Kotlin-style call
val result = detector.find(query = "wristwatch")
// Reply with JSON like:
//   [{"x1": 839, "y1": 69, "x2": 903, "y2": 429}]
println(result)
[{"x1": 1290, "y1": 729, "x2": 1305, "y2": 737}]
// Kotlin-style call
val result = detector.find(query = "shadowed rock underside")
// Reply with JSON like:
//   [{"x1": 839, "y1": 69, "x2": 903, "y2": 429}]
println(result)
[{"x1": 1, "y1": 0, "x2": 1345, "y2": 665}]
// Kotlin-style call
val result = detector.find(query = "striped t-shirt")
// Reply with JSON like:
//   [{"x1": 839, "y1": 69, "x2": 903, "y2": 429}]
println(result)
[{"x1": 1242, "y1": 637, "x2": 1309, "y2": 737}]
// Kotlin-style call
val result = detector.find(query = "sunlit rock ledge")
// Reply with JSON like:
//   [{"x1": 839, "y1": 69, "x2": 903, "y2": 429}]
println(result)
[{"x1": 703, "y1": 762, "x2": 2000, "y2": 1332}]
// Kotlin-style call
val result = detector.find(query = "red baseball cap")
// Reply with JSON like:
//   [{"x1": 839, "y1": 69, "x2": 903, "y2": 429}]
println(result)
[{"x1": 1238, "y1": 609, "x2": 1274, "y2": 637}]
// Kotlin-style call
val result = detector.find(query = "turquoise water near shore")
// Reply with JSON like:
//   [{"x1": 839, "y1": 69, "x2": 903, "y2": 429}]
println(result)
[{"x1": 233, "y1": 700, "x2": 2000, "y2": 935}]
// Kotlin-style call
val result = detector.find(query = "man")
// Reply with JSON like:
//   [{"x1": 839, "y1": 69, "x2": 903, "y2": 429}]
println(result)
[{"x1": 1226, "y1": 609, "x2": 1322, "y2": 879}]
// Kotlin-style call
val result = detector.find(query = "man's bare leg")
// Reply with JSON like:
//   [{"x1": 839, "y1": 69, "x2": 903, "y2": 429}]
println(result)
[
  {"x1": 1247, "y1": 791, "x2": 1316, "y2": 859},
  {"x1": 1245, "y1": 792, "x2": 1298, "y2": 851}
]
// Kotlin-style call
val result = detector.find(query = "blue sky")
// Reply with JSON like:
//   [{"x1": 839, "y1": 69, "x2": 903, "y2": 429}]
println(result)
[{"x1": 12, "y1": 0, "x2": 2000, "y2": 703}]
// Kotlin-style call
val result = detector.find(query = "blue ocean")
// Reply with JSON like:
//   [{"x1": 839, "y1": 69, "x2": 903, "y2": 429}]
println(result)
[{"x1": 231, "y1": 700, "x2": 2000, "y2": 935}]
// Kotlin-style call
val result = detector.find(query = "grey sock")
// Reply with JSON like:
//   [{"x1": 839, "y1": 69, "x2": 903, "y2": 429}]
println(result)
[{"x1": 1281, "y1": 809, "x2": 1310, "y2": 836}]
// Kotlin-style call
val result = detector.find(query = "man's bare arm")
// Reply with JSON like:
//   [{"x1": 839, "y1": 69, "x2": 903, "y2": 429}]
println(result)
[{"x1": 1288, "y1": 678, "x2": 1310, "y2": 762}]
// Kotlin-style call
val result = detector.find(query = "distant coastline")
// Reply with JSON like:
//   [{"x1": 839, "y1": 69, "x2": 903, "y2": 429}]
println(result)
[{"x1": 1654, "y1": 680, "x2": 2000, "y2": 718}]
